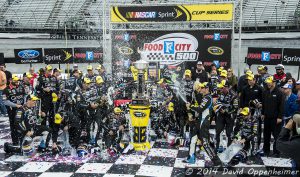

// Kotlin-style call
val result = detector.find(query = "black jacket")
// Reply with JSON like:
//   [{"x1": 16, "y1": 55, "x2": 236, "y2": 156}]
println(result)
[
  {"x1": 262, "y1": 86, "x2": 284, "y2": 119},
  {"x1": 237, "y1": 75, "x2": 248, "y2": 93},
  {"x1": 240, "y1": 84, "x2": 263, "y2": 108},
  {"x1": 192, "y1": 70, "x2": 208, "y2": 82},
  {"x1": 277, "y1": 128, "x2": 300, "y2": 170}
]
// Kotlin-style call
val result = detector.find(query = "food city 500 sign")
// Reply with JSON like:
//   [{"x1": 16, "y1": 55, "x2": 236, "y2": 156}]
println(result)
[
  {"x1": 111, "y1": 3, "x2": 233, "y2": 22},
  {"x1": 111, "y1": 30, "x2": 231, "y2": 80}
]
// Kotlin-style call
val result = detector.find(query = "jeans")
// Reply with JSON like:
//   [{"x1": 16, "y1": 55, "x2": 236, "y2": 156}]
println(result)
[{"x1": 0, "y1": 90, "x2": 7, "y2": 114}]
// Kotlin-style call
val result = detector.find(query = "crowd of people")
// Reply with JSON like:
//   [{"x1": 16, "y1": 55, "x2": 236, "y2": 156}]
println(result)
[{"x1": 0, "y1": 61, "x2": 300, "y2": 168}]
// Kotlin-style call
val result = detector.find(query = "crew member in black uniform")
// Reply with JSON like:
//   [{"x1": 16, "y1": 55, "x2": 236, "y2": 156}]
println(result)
[{"x1": 3, "y1": 75, "x2": 26, "y2": 145}]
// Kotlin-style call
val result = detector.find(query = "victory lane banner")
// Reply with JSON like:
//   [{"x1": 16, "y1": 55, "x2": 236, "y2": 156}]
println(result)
[
  {"x1": 74, "y1": 47, "x2": 103, "y2": 63},
  {"x1": 111, "y1": 3, "x2": 233, "y2": 23},
  {"x1": 44, "y1": 48, "x2": 73, "y2": 64},
  {"x1": 246, "y1": 47, "x2": 283, "y2": 65},
  {"x1": 14, "y1": 48, "x2": 43, "y2": 64}
]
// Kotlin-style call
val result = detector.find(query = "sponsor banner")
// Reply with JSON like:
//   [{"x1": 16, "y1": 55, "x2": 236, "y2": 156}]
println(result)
[
  {"x1": 246, "y1": 48, "x2": 282, "y2": 65},
  {"x1": 74, "y1": 48, "x2": 103, "y2": 63},
  {"x1": 112, "y1": 30, "x2": 231, "y2": 81},
  {"x1": 14, "y1": 48, "x2": 43, "y2": 64},
  {"x1": 282, "y1": 48, "x2": 300, "y2": 66},
  {"x1": 111, "y1": 3, "x2": 233, "y2": 22},
  {"x1": 44, "y1": 48, "x2": 73, "y2": 64},
  {"x1": 50, "y1": 33, "x2": 103, "y2": 40}
]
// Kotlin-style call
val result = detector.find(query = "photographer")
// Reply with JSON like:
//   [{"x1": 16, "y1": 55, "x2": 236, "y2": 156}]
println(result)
[{"x1": 277, "y1": 113, "x2": 300, "y2": 171}]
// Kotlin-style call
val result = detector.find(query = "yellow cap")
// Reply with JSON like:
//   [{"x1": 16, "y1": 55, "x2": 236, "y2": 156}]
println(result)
[
  {"x1": 96, "y1": 76, "x2": 104, "y2": 84},
  {"x1": 220, "y1": 73, "x2": 227, "y2": 78},
  {"x1": 240, "y1": 107, "x2": 250, "y2": 116},
  {"x1": 247, "y1": 74, "x2": 255, "y2": 81},
  {"x1": 217, "y1": 83, "x2": 224, "y2": 89},
  {"x1": 199, "y1": 82, "x2": 209, "y2": 88},
  {"x1": 30, "y1": 95, "x2": 39, "y2": 101},
  {"x1": 12, "y1": 76, "x2": 19, "y2": 81},
  {"x1": 218, "y1": 67, "x2": 224, "y2": 72},
  {"x1": 257, "y1": 65, "x2": 264, "y2": 71},
  {"x1": 52, "y1": 93, "x2": 58, "y2": 102},
  {"x1": 96, "y1": 64, "x2": 102, "y2": 70},
  {"x1": 184, "y1": 69, "x2": 192, "y2": 76},
  {"x1": 157, "y1": 79, "x2": 164, "y2": 84},
  {"x1": 265, "y1": 76, "x2": 274, "y2": 84},
  {"x1": 168, "y1": 102, "x2": 174, "y2": 112},
  {"x1": 87, "y1": 65, "x2": 93, "y2": 70},
  {"x1": 246, "y1": 70, "x2": 253, "y2": 76},
  {"x1": 221, "y1": 70, "x2": 227, "y2": 75},
  {"x1": 228, "y1": 68, "x2": 233, "y2": 72},
  {"x1": 83, "y1": 78, "x2": 91, "y2": 84},
  {"x1": 114, "y1": 107, "x2": 123, "y2": 114},
  {"x1": 54, "y1": 113, "x2": 63, "y2": 124},
  {"x1": 46, "y1": 65, "x2": 53, "y2": 71},
  {"x1": 25, "y1": 72, "x2": 33, "y2": 78}
]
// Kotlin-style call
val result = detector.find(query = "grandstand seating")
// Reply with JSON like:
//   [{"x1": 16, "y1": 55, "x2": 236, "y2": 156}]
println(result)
[{"x1": 0, "y1": 0, "x2": 299, "y2": 30}]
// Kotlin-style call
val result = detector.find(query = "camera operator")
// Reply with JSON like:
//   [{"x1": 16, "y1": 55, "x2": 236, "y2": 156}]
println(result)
[{"x1": 277, "y1": 113, "x2": 300, "y2": 171}]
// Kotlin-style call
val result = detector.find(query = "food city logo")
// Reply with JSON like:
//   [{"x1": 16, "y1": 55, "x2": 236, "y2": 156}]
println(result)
[
  {"x1": 204, "y1": 33, "x2": 229, "y2": 41},
  {"x1": 18, "y1": 50, "x2": 40, "y2": 59},
  {"x1": 114, "y1": 33, "x2": 137, "y2": 41},
  {"x1": 44, "y1": 50, "x2": 72, "y2": 62},
  {"x1": 142, "y1": 33, "x2": 199, "y2": 65},
  {"x1": 207, "y1": 46, "x2": 224, "y2": 56},
  {"x1": 247, "y1": 52, "x2": 281, "y2": 61}
]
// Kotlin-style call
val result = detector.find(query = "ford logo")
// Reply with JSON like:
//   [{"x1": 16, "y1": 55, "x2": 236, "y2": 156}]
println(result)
[
  {"x1": 207, "y1": 46, "x2": 224, "y2": 56},
  {"x1": 134, "y1": 112, "x2": 146, "y2": 117},
  {"x1": 18, "y1": 50, "x2": 40, "y2": 59}
]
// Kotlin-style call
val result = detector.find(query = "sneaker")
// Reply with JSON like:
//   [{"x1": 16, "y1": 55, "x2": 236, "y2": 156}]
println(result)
[{"x1": 182, "y1": 154, "x2": 196, "y2": 164}]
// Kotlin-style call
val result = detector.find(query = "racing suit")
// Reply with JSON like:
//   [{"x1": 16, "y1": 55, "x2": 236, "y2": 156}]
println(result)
[
  {"x1": 3, "y1": 84, "x2": 26, "y2": 145},
  {"x1": 215, "y1": 89, "x2": 237, "y2": 149}
]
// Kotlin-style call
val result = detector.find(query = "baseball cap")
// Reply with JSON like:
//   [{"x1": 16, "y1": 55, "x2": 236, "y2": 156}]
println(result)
[
  {"x1": 30, "y1": 95, "x2": 39, "y2": 101},
  {"x1": 282, "y1": 83, "x2": 292, "y2": 89},
  {"x1": 96, "y1": 76, "x2": 104, "y2": 84},
  {"x1": 184, "y1": 69, "x2": 192, "y2": 76},
  {"x1": 114, "y1": 107, "x2": 123, "y2": 114},
  {"x1": 257, "y1": 65, "x2": 265, "y2": 71},
  {"x1": 221, "y1": 80, "x2": 229, "y2": 87},
  {"x1": 197, "y1": 61, "x2": 203, "y2": 65},
  {"x1": 218, "y1": 67, "x2": 224, "y2": 72},
  {"x1": 25, "y1": 72, "x2": 33, "y2": 78},
  {"x1": 246, "y1": 70, "x2": 253, "y2": 76},
  {"x1": 296, "y1": 80, "x2": 300, "y2": 85},
  {"x1": 217, "y1": 83, "x2": 224, "y2": 89},
  {"x1": 46, "y1": 65, "x2": 53, "y2": 71},
  {"x1": 265, "y1": 76, "x2": 275, "y2": 84},
  {"x1": 240, "y1": 107, "x2": 250, "y2": 116},
  {"x1": 96, "y1": 64, "x2": 102, "y2": 70},
  {"x1": 12, "y1": 76, "x2": 19, "y2": 81},
  {"x1": 246, "y1": 74, "x2": 255, "y2": 81},
  {"x1": 199, "y1": 82, "x2": 209, "y2": 88},
  {"x1": 220, "y1": 70, "x2": 227, "y2": 77},
  {"x1": 83, "y1": 78, "x2": 91, "y2": 84},
  {"x1": 87, "y1": 65, "x2": 93, "y2": 70}
]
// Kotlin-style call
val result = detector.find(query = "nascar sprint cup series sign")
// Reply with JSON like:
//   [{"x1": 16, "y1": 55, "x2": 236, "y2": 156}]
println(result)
[
  {"x1": 112, "y1": 30, "x2": 231, "y2": 79},
  {"x1": 111, "y1": 3, "x2": 233, "y2": 22}
]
